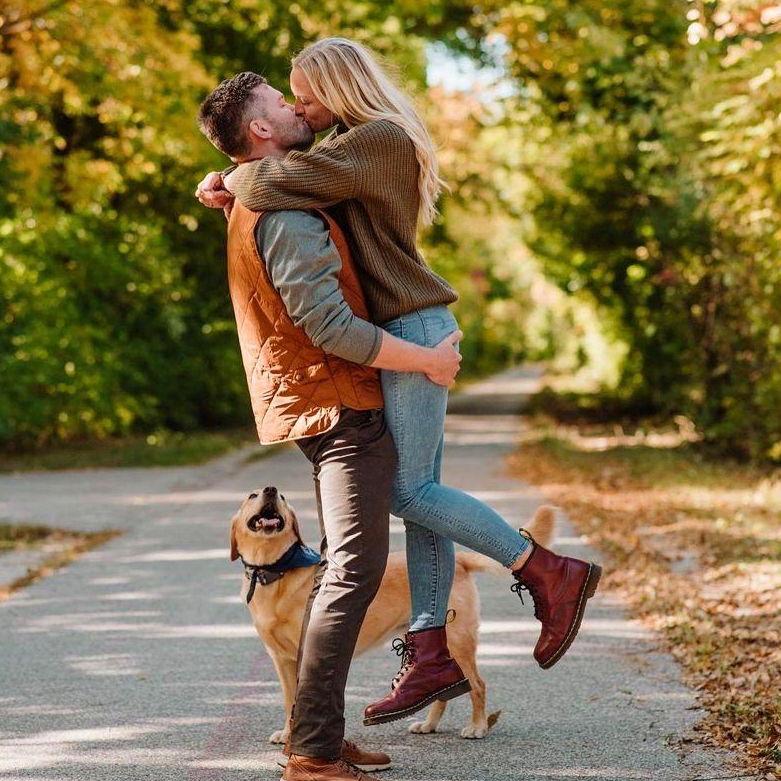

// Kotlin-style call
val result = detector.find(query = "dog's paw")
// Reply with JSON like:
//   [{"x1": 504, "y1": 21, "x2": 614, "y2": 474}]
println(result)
[
  {"x1": 409, "y1": 720, "x2": 438, "y2": 735},
  {"x1": 460, "y1": 723, "x2": 489, "y2": 739},
  {"x1": 268, "y1": 729, "x2": 289, "y2": 744}
]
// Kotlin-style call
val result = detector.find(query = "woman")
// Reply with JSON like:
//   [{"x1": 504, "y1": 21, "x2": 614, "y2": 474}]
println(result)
[{"x1": 196, "y1": 37, "x2": 600, "y2": 726}]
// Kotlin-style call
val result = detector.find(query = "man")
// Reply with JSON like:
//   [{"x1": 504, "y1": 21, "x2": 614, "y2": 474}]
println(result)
[{"x1": 196, "y1": 72, "x2": 461, "y2": 781}]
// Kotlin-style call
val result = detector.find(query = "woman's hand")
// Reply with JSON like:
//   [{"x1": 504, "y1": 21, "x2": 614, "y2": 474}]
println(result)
[
  {"x1": 425, "y1": 330, "x2": 463, "y2": 388},
  {"x1": 195, "y1": 171, "x2": 234, "y2": 210}
]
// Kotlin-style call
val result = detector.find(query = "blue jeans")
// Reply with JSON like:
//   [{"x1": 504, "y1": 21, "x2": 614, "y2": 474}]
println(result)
[{"x1": 381, "y1": 305, "x2": 530, "y2": 631}]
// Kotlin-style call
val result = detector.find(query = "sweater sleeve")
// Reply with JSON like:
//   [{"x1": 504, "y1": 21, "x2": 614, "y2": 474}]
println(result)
[
  {"x1": 228, "y1": 141, "x2": 359, "y2": 212},
  {"x1": 227, "y1": 121, "x2": 410, "y2": 212},
  {"x1": 256, "y1": 211, "x2": 382, "y2": 365}
]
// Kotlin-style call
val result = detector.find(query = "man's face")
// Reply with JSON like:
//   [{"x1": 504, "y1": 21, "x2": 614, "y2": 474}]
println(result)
[{"x1": 248, "y1": 84, "x2": 314, "y2": 152}]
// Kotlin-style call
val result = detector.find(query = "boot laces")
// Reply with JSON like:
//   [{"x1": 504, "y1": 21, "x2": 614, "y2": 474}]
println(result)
[
  {"x1": 389, "y1": 636, "x2": 414, "y2": 690},
  {"x1": 335, "y1": 758, "x2": 366, "y2": 779},
  {"x1": 511, "y1": 580, "x2": 543, "y2": 621}
]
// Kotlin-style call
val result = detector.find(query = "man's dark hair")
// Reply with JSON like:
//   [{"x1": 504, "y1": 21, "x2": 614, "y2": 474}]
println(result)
[{"x1": 198, "y1": 72, "x2": 268, "y2": 158}]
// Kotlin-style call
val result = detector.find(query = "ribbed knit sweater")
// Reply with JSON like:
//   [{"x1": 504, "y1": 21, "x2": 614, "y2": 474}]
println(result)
[{"x1": 226, "y1": 119, "x2": 458, "y2": 324}]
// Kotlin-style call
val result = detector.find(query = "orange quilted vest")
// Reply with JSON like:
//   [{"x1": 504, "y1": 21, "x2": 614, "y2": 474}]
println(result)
[{"x1": 226, "y1": 202, "x2": 383, "y2": 445}]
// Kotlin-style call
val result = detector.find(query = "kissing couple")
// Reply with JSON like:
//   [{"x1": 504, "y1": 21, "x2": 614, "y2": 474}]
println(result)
[{"x1": 195, "y1": 36, "x2": 601, "y2": 781}]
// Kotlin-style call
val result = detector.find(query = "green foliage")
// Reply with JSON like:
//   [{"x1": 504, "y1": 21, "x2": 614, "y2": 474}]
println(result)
[
  {"x1": 678, "y1": 34, "x2": 781, "y2": 459},
  {"x1": 447, "y1": 0, "x2": 781, "y2": 460},
  {"x1": 0, "y1": 0, "x2": 524, "y2": 449},
  {"x1": 3, "y1": 0, "x2": 778, "y2": 461},
  {"x1": 0, "y1": 1, "x2": 251, "y2": 446}
]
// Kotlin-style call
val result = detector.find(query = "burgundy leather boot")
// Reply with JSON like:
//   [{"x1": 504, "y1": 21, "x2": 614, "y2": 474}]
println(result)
[
  {"x1": 363, "y1": 626, "x2": 471, "y2": 725},
  {"x1": 512, "y1": 532, "x2": 602, "y2": 669}
]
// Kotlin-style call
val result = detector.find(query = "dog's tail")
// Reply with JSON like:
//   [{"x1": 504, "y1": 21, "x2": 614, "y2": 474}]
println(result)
[
  {"x1": 522, "y1": 503, "x2": 557, "y2": 548},
  {"x1": 455, "y1": 505, "x2": 557, "y2": 575}
]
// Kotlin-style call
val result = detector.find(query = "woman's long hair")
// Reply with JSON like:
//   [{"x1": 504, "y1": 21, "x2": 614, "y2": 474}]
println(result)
[{"x1": 292, "y1": 37, "x2": 445, "y2": 226}]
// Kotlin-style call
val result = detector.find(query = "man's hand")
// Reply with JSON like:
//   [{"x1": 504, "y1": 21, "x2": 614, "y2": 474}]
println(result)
[
  {"x1": 424, "y1": 330, "x2": 463, "y2": 388},
  {"x1": 195, "y1": 171, "x2": 234, "y2": 210}
]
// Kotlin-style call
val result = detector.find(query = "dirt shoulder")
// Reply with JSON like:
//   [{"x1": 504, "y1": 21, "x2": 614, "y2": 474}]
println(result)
[
  {"x1": 0, "y1": 522, "x2": 121, "y2": 601},
  {"x1": 0, "y1": 429, "x2": 255, "y2": 473},
  {"x1": 510, "y1": 415, "x2": 781, "y2": 779}
]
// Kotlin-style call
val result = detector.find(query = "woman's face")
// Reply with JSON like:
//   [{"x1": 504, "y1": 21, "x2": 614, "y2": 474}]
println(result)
[{"x1": 290, "y1": 67, "x2": 336, "y2": 134}]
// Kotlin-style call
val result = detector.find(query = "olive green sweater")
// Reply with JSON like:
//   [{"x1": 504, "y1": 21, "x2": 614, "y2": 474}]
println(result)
[{"x1": 226, "y1": 119, "x2": 457, "y2": 324}]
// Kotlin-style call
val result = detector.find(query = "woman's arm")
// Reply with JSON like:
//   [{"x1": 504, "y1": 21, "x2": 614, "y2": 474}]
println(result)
[
  {"x1": 225, "y1": 140, "x2": 360, "y2": 211},
  {"x1": 197, "y1": 120, "x2": 407, "y2": 214}
]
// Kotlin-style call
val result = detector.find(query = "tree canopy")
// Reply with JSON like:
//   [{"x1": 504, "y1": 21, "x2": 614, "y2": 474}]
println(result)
[{"x1": 2, "y1": 1, "x2": 779, "y2": 460}]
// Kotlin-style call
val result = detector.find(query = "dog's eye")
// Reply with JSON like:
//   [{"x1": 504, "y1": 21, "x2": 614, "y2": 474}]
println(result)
[
  {"x1": 280, "y1": 494, "x2": 285, "y2": 501},
  {"x1": 248, "y1": 493, "x2": 258, "y2": 499}
]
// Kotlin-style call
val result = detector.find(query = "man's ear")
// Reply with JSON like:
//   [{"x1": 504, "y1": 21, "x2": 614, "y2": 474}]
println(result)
[
  {"x1": 248, "y1": 118, "x2": 272, "y2": 142},
  {"x1": 229, "y1": 515, "x2": 240, "y2": 562}
]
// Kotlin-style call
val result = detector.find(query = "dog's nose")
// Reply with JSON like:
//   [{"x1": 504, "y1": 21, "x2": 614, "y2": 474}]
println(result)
[{"x1": 262, "y1": 486, "x2": 277, "y2": 496}]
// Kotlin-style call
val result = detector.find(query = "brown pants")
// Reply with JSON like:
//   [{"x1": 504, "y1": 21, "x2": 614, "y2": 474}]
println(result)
[{"x1": 290, "y1": 407, "x2": 397, "y2": 758}]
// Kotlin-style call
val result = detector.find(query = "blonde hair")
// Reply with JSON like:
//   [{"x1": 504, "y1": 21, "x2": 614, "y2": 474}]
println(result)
[{"x1": 292, "y1": 37, "x2": 445, "y2": 225}]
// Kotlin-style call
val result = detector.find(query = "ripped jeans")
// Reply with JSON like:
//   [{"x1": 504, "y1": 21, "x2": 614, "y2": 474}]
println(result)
[{"x1": 380, "y1": 305, "x2": 530, "y2": 631}]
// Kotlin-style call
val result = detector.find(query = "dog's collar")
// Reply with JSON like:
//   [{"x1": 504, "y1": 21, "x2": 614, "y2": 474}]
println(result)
[{"x1": 240, "y1": 542, "x2": 320, "y2": 603}]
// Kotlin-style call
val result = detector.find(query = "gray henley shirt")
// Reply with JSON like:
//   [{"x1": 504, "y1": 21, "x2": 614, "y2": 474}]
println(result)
[{"x1": 254, "y1": 210, "x2": 383, "y2": 366}]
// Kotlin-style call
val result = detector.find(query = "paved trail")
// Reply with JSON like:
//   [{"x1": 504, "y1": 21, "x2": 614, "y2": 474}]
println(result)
[{"x1": 0, "y1": 368, "x2": 752, "y2": 781}]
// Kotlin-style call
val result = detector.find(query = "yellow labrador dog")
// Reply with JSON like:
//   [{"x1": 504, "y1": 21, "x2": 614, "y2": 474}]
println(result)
[{"x1": 229, "y1": 486, "x2": 555, "y2": 744}]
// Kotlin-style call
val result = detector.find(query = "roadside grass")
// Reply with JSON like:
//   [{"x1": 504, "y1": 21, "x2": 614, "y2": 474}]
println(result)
[
  {"x1": 0, "y1": 523, "x2": 55, "y2": 551},
  {"x1": 0, "y1": 522, "x2": 121, "y2": 600},
  {"x1": 243, "y1": 444, "x2": 286, "y2": 464},
  {"x1": 511, "y1": 412, "x2": 781, "y2": 778},
  {"x1": 0, "y1": 428, "x2": 256, "y2": 472}
]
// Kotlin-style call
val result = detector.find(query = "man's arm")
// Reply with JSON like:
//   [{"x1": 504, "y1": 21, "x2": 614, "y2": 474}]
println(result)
[
  {"x1": 258, "y1": 211, "x2": 461, "y2": 386},
  {"x1": 258, "y1": 211, "x2": 380, "y2": 365}
]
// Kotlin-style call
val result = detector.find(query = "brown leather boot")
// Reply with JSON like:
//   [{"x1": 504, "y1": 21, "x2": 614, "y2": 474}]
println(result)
[
  {"x1": 363, "y1": 626, "x2": 471, "y2": 726},
  {"x1": 280, "y1": 739, "x2": 391, "y2": 772},
  {"x1": 512, "y1": 531, "x2": 602, "y2": 669},
  {"x1": 282, "y1": 754, "x2": 379, "y2": 780}
]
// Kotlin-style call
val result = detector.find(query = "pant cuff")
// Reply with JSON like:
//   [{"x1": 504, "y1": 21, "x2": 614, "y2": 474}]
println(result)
[
  {"x1": 288, "y1": 742, "x2": 342, "y2": 761},
  {"x1": 502, "y1": 538, "x2": 530, "y2": 568}
]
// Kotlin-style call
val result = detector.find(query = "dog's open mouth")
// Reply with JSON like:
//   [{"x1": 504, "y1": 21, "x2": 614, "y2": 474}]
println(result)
[{"x1": 247, "y1": 505, "x2": 285, "y2": 534}]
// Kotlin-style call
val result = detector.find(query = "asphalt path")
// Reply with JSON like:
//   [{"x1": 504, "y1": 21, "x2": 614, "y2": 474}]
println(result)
[{"x1": 0, "y1": 367, "x2": 754, "y2": 781}]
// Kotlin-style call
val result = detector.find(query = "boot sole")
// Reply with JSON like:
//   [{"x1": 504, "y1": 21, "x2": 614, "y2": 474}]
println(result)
[
  {"x1": 277, "y1": 757, "x2": 391, "y2": 772},
  {"x1": 538, "y1": 563, "x2": 602, "y2": 670},
  {"x1": 362, "y1": 678, "x2": 472, "y2": 726}
]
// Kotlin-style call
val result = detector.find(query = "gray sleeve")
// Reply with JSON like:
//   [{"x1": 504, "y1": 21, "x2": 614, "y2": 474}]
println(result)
[{"x1": 256, "y1": 211, "x2": 382, "y2": 365}]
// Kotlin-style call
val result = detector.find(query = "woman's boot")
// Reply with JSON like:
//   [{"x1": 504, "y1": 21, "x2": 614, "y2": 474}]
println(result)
[
  {"x1": 511, "y1": 531, "x2": 602, "y2": 669},
  {"x1": 363, "y1": 626, "x2": 471, "y2": 725}
]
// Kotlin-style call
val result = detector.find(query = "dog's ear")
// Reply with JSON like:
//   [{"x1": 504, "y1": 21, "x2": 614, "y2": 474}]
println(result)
[
  {"x1": 229, "y1": 514, "x2": 240, "y2": 562},
  {"x1": 289, "y1": 507, "x2": 304, "y2": 546}
]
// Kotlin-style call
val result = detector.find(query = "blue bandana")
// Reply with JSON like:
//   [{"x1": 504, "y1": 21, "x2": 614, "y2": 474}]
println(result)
[{"x1": 240, "y1": 542, "x2": 321, "y2": 603}]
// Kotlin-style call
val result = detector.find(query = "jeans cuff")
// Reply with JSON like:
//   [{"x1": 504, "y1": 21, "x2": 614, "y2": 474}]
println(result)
[
  {"x1": 410, "y1": 616, "x2": 439, "y2": 632},
  {"x1": 502, "y1": 537, "x2": 530, "y2": 568}
]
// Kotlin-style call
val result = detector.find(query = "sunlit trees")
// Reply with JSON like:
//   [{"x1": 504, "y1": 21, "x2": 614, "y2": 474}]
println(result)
[
  {"x1": 2, "y1": 1, "x2": 779, "y2": 458},
  {"x1": 0, "y1": 2, "x2": 243, "y2": 446},
  {"x1": 0, "y1": 1, "x2": 519, "y2": 447},
  {"x1": 445, "y1": 0, "x2": 781, "y2": 459}
]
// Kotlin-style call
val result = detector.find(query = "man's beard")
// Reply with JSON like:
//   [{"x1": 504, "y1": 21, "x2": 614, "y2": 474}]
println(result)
[
  {"x1": 280, "y1": 116, "x2": 315, "y2": 152},
  {"x1": 290, "y1": 136, "x2": 314, "y2": 151}
]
